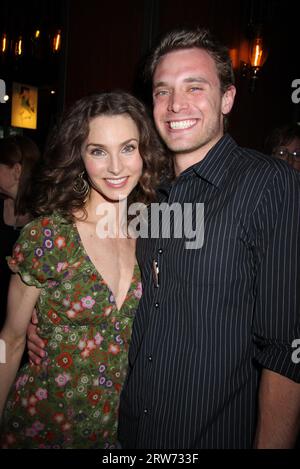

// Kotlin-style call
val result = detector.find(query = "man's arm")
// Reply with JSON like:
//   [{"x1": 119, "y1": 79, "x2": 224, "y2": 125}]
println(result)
[
  {"x1": 254, "y1": 369, "x2": 300, "y2": 448},
  {"x1": 0, "y1": 274, "x2": 40, "y2": 419},
  {"x1": 27, "y1": 310, "x2": 46, "y2": 365}
]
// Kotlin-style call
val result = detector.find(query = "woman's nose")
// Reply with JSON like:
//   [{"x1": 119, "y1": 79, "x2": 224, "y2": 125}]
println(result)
[{"x1": 107, "y1": 155, "x2": 123, "y2": 174}]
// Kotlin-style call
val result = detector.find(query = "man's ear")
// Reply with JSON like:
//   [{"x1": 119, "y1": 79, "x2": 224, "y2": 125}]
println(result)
[
  {"x1": 221, "y1": 85, "x2": 236, "y2": 115},
  {"x1": 13, "y1": 163, "x2": 22, "y2": 182}
]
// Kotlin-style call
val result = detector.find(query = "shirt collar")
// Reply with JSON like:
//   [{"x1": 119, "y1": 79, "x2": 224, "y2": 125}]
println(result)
[
  {"x1": 157, "y1": 134, "x2": 238, "y2": 197},
  {"x1": 178, "y1": 134, "x2": 238, "y2": 188}
]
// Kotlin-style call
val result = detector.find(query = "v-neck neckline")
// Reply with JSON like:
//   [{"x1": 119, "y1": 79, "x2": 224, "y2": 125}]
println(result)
[{"x1": 73, "y1": 220, "x2": 138, "y2": 312}]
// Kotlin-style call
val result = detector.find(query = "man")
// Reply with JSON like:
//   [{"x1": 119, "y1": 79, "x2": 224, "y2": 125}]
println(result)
[
  {"x1": 117, "y1": 28, "x2": 300, "y2": 449},
  {"x1": 28, "y1": 28, "x2": 300, "y2": 449}
]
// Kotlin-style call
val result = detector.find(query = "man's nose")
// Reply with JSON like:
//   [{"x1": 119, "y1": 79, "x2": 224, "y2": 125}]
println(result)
[{"x1": 167, "y1": 91, "x2": 188, "y2": 113}]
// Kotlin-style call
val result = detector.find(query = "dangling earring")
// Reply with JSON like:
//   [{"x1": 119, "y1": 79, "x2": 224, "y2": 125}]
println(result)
[{"x1": 73, "y1": 171, "x2": 90, "y2": 199}]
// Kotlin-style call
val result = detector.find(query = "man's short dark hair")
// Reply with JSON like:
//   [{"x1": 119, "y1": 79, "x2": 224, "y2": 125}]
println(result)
[{"x1": 145, "y1": 27, "x2": 235, "y2": 93}]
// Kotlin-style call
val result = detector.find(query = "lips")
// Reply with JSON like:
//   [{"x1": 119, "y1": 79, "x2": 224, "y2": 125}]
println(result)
[
  {"x1": 168, "y1": 119, "x2": 197, "y2": 130},
  {"x1": 105, "y1": 177, "x2": 128, "y2": 188}
]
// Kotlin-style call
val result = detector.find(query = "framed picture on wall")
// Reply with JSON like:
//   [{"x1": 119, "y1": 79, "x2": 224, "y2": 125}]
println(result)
[{"x1": 11, "y1": 82, "x2": 38, "y2": 129}]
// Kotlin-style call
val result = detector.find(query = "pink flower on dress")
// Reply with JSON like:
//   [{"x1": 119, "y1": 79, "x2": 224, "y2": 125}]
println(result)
[
  {"x1": 32, "y1": 421, "x2": 45, "y2": 432},
  {"x1": 28, "y1": 407, "x2": 37, "y2": 416},
  {"x1": 21, "y1": 397, "x2": 28, "y2": 407},
  {"x1": 71, "y1": 301, "x2": 83, "y2": 312},
  {"x1": 81, "y1": 296, "x2": 95, "y2": 309},
  {"x1": 78, "y1": 340, "x2": 86, "y2": 350},
  {"x1": 94, "y1": 333, "x2": 104, "y2": 346},
  {"x1": 35, "y1": 388, "x2": 48, "y2": 400},
  {"x1": 81, "y1": 349, "x2": 90, "y2": 359},
  {"x1": 133, "y1": 282, "x2": 143, "y2": 299},
  {"x1": 108, "y1": 344, "x2": 120, "y2": 355},
  {"x1": 87, "y1": 340, "x2": 96, "y2": 350},
  {"x1": 29, "y1": 395, "x2": 38, "y2": 406},
  {"x1": 66, "y1": 309, "x2": 76, "y2": 319},
  {"x1": 15, "y1": 374, "x2": 29, "y2": 390},
  {"x1": 25, "y1": 427, "x2": 38, "y2": 437},
  {"x1": 62, "y1": 422, "x2": 72, "y2": 431},
  {"x1": 57, "y1": 261, "x2": 69, "y2": 272},
  {"x1": 62, "y1": 297, "x2": 71, "y2": 307},
  {"x1": 53, "y1": 413, "x2": 65, "y2": 424},
  {"x1": 14, "y1": 243, "x2": 21, "y2": 253},
  {"x1": 55, "y1": 373, "x2": 70, "y2": 387}
]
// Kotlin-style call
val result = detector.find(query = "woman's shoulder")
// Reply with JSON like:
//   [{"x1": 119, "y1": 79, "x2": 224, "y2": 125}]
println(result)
[
  {"x1": 18, "y1": 211, "x2": 76, "y2": 250},
  {"x1": 22, "y1": 211, "x2": 72, "y2": 234},
  {"x1": 7, "y1": 211, "x2": 78, "y2": 286}
]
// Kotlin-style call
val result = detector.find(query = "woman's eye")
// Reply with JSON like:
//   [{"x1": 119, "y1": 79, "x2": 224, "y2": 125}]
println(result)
[
  {"x1": 122, "y1": 144, "x2": 136, "y2": 153},
  {"x1": 90, "y1": 148, "x2": 105, "y2": 157},
  {"x1": 154, "y1": 90, "x2": 169, "y2": 97}
]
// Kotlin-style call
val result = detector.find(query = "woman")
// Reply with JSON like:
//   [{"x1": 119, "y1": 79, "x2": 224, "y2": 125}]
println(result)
[
  {"x1": 0, "y1": 136, "x2": 40, "y2": 329},
  {"x1": 0, "y1": 91, "x2": 170, "y2": 448}
]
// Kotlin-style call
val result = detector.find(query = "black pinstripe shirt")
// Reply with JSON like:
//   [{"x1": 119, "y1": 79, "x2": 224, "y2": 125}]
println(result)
[{"x1": 118, "y1": 134, "x2": 300, "y2": 449}]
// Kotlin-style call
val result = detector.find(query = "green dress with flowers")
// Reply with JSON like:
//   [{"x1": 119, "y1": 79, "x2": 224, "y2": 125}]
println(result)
[{"x1": 0, "y1": 212, "x2": 141, "y2": 449}]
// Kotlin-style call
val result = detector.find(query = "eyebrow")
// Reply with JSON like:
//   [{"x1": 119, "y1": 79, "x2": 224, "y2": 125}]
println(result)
[
  {"x1": 153, "y1": 77, "x2": 210, "y2": 89},
  {"x1": 85, "y1": 138, "x2": 139, "y2": 149}
]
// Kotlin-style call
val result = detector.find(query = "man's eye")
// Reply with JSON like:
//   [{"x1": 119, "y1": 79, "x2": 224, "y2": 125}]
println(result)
[{"x1": 189, "y1": 87, "x2": 203, "y2": 92}]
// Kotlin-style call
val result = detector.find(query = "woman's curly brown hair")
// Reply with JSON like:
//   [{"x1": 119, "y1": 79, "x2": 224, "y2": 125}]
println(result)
[{"x1": 31, "y1": 91, "x2": 173, "y2": 220}]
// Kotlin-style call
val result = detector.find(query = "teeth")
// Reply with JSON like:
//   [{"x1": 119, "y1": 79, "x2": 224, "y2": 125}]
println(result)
[
  {"x1": 169, "y1": 120, "x2": 196, "y2": 129},
  {"x1": 106, "y1": 177, "x2": 127, "y2": 185}
]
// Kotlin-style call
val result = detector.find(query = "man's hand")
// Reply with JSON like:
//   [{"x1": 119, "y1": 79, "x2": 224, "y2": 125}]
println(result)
[{"x1": 27, "y1": 308, "x2": 46, "y2": 365}]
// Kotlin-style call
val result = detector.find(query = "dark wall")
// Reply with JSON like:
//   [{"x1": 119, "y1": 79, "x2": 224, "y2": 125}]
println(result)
[
  {"x1": 65, "y1": 0, "x2": 299, "y2": 152},
  {"x1": 2, "y1": 0, "x2": 297, "y2": 152},
  {"x1": 65, "y1": 0, "x2": 145, "y2": 103},
  {"x1": 0, "y1": 0, "x2": 67, "y2": 149}
]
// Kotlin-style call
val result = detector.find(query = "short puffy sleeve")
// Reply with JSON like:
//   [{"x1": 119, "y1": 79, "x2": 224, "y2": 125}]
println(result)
[{"x1": 7, "y1": 214, "x2": 71, "y2": 288}]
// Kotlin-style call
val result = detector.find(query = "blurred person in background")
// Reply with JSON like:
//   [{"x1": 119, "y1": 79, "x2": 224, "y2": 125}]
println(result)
[
  {"x1": 265, "y1": 123, "x2": 300, "y2": 171},
  {"x1": 0, "y1": 136, "x2": 40, "y2": 328}
]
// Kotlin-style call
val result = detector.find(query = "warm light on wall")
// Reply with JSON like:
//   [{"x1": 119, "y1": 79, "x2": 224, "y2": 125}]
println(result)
[
  {"x1": 52, "y1": 30, "x2": 61, "y2": 53},
  {"x1": 35, "y1": 30, "x2": 40, "y2": 39},
  {"x1": 241, "y1": 31, "x2": 267, "y2": 92},
  {"x1": 15, "y1": 36, "x2": 23, "y2": 56},
  {"x1": 249, "y1": 36, "x2": 265, "y2": 68},
  {"x1": 1, "y1": 33, "x2": 7, "y2": 53}
]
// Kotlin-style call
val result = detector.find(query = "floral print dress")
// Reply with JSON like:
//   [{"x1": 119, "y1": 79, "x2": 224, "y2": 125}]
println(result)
[{"x1": 0, "y1": 212, "x2": 141, "y2": 449}]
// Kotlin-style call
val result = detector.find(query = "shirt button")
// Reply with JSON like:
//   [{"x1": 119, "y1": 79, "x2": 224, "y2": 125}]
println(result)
[
  {"x1": 144, "y1": 408, "x2": 149, "y2": 415},
  {"x1": 158, "y1": 248, "x2": 163, "y2": 254},
  {"x1": 155, "y1": 302, "x2": 159, "y2": 308},
  {"x1": 147, "y1": 355, "x2": 153, "y2": 362}
]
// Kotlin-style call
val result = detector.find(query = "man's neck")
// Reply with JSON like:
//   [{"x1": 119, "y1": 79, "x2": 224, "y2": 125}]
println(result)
[{"x1": 174, "y1": 134, "x2": 223, "y2": 176}]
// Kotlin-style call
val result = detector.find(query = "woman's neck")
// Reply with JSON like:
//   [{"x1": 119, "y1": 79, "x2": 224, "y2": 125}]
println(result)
[{"x1": 76, "y1": 190, "x2": 129, "y2": 238}]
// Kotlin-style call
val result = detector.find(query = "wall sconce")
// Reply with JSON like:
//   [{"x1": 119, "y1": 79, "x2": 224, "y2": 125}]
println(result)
[
  {"x1": 1, "y1": 33, "x2": 8, "y2": 54},
  {"x1": 14, "y1": 35, "x2": 24, "y2": 57},
  {"x1": 52, "y1": 30, "x2": 61, "y2": 53},
  {"x1": 241, "y1": 30, "x2": 267, "y2": 92}
]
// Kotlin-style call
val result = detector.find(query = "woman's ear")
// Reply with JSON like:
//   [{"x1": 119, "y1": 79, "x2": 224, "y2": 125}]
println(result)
[{"x1": 13, "y1": 163, "x2": 22, "y2": 181}]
